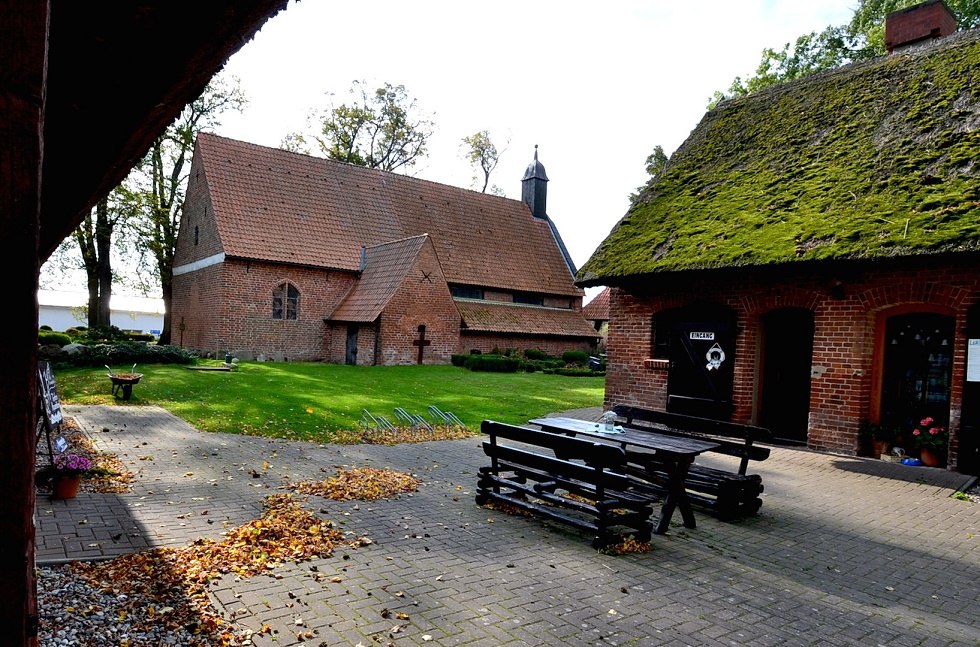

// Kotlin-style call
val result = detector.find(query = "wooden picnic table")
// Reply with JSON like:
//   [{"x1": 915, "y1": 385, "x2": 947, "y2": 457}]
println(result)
[{"x1": 529, "y1": 416, "x2": 720, "y2": 534}]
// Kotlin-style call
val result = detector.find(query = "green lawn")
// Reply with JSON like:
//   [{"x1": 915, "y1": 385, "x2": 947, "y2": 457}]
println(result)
[{"x1": 54, "y1": 362, "x2": 604, "y2": 441}]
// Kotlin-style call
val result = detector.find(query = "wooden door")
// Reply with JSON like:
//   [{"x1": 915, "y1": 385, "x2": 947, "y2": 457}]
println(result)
[
  {"x1": 662, "y1": 304, "x2": 737, "y2": 420},
  {"x1": 759, "y1": 308, "x2": 814, "y2": 444},
  {"x1": 345, "y1": 326, "x2": 358, "y2": 365}
]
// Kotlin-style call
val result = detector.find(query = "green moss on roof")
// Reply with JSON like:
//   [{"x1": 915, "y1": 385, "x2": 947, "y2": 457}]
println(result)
[{"x1": 579, "y1": 30, "x2": 980, "y2": 285}]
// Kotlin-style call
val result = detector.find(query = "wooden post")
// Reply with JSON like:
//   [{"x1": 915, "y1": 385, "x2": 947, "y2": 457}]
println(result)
[{"x1": 0, "y1": 1, "x2": 48, "y2": 644}]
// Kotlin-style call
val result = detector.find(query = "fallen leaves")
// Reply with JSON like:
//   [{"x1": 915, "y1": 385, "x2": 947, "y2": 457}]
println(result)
[
  {"x1": 289, "y1": 467, "x2": 420, "y2": 501},
  {"x1": 68, "y1": 493, "x2": 360, "y2": 645},
  {"x1": 331, "y1": 424, "x2": 473, "y2": 445}
]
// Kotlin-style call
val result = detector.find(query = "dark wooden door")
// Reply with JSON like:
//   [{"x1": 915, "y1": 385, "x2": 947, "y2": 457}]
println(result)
[
  {"x1": 880, "y1": 313, "x2": 953, "y2": 435},
  {"x1": 663, "y1": 305, "x2": 737, "y2": 420},
  {"x1": 958, "y1": 305, "x2": 980, "y2": 475},
  {"x1": 345, "y1": 326, "x2": 358, "y2": 365},
  {"x1": 759, "y1": 308, "x2": 814, "y2": 444}
]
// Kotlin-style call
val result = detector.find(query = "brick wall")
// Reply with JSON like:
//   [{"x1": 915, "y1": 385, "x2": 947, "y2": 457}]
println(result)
[
  {"x1": 604, "y1": 262, "x2": 980, "y2": 470},
  {"x1": 885, "y1": 1, "x2": 957, "y2": 52},
  {"x1": 375, "y1": 240, "x2": 460, "y2": 365},
  {"x1": 173, "y1": 258, "x2": 355, "y2": 361}
]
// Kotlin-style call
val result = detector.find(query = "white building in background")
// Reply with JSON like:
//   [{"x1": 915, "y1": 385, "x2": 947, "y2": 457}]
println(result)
[{"x1": 38, "y1": 290, "x2": 165, "y2": 335}]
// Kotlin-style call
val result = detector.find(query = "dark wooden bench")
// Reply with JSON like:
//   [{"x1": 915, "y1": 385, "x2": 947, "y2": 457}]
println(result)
[
  {"x1": 611, "y1": 404, "x2": 773, "y2": 521},
  {"x1": 476, "y1": 420, "x2": 654, "y2": 547}
]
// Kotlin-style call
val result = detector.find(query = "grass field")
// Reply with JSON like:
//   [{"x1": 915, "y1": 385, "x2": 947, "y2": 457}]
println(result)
[{"x1": 54, "y1": 362, "x2": 604, "y2": 442}]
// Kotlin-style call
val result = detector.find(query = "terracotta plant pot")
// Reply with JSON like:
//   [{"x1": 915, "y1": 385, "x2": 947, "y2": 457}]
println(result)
[
  {"x1": 919, "y1": 447, "x2": 944, "y2": 468},
  {"x1": 52, "y1": 475, "x2": 82, "y2": 500}
]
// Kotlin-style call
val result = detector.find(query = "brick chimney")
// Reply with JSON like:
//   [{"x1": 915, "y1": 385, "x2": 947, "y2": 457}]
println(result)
[{"x1": 885, "y1": 0, "x2": 957, "y2": 53}]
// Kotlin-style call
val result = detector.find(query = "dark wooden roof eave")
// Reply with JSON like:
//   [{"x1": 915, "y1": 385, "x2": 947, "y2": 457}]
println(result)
[{"x1": 38, "y1": 1, "x2": 289, "y2": 260}]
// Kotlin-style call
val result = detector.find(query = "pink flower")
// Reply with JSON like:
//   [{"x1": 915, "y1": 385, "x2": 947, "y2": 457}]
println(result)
[
  {"x1": 920, "y1": 417, "x2": 934, "y2": 426},
  {"x1": 929, "y1": 427, "x2": 940, "y2": 435},
  {"x1": 912, "y1": 429, "x2": 921, "y2": 436}
]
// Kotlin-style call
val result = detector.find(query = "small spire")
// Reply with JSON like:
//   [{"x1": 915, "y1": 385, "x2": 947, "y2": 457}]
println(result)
[{"x1": 533, "y1": 144, "x2": 538, "y2": 161}]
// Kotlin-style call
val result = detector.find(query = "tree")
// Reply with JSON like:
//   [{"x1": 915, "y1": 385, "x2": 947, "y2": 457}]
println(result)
[
  {"x1": 129, "y1": 76, "x2": 247, "y2": 344},
  {"x1": 74, "y1": 197, "x2": 114, "y2": 328},
  {"x1": 287, "y1": 81, "x2": 434, "y2": 172},
  {"x1": 710, "y1": 0, "x2": 980, "y2": 107},
  {"x1": 461, "y1": 130, "x2": 507, "y2": 194},
  {"x1": 629, "y1": 145, "x2": 669, "y2": 204}
]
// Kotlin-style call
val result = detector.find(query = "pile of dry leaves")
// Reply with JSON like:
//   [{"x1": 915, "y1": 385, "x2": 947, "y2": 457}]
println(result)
[
  {"x1": 68, "y1": 493, "x2": 366, "y2": 645},
  {"x1": 331, "y1": 424, "x2": 472, "y2": 446},
  {"x1": 289, "y1": 467, "x2": 420, "y2": 501}
]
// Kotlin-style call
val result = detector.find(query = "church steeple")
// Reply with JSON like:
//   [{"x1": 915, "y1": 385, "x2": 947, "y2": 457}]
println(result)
[{"x1": 521, "y1": 145, "x2": 549, "y2": 219}]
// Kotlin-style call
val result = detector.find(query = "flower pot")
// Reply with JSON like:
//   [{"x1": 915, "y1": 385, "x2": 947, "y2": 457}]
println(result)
[
  {"x1": 919, "y1": 447, "x2": 944, "y2": 468},
  {"x1": 52, "y1": 475, "x2": 82, "y2": 500}
]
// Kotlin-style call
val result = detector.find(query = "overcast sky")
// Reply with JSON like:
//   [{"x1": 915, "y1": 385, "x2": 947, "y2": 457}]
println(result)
[{"x1": 43, "y1": 1, "x2": 858, "y2": 299}]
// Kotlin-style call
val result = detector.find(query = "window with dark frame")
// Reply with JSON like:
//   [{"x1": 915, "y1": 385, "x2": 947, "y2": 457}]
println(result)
[
  {"x1": 272, "y1": 282, "x2": 299, "y2": 320},
  {"x1": 513, "y1": 291, "x2": 544, "y2": 306},
  {"x1": 451, "y1": 286, "x2": 484, "y2": 300}
]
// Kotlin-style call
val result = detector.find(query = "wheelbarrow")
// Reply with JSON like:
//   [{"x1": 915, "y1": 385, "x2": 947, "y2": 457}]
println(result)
[{"x1": 106, "y1": 364, "x2": 143, "y2": 401}]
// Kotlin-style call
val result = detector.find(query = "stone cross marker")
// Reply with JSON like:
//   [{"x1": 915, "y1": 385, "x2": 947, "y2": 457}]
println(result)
[{"x1": 413, "y1": 324, "x2": 431, "y2": 364}]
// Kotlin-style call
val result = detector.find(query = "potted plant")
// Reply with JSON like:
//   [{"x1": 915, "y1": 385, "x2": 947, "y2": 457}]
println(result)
[
  {"x1": 860, "y1": 421, "x2": 896, "y2": 459},
  {"x1": 51, "y1": 453, "x2": 93, "y2": 499},
  {"x1": 910, "y1": 417, "x2": 947, "y2": 468}
]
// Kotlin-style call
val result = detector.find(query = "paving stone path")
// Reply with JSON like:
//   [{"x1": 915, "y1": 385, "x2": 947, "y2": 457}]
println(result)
[{"x1": 36, "y1": 405, "x2": 980, "y2": 646}]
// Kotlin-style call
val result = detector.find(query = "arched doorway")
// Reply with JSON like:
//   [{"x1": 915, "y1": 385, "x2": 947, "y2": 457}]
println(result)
[
  {"x1": 759, "y1": 308, "x2": 814, "y2": 444},
  {"x1": 879, "y1": 312, "x2": 954, "y2": 434}
]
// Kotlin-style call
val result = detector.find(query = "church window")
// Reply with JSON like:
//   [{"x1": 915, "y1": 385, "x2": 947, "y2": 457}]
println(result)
[
  {"x1": 513, "y1": 292, "x2": 544, "y2": 306},
  {"x1": 272, "y1": 282, "x2": 299, "y2": 320},
  {"x1": 452, "y1": 286, "x2": 484, "y2": 300}
]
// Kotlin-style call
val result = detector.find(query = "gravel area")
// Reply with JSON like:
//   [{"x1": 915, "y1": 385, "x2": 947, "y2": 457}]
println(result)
[{"x1": 37, "y1": 565, "x2": 210, "y2": 647}]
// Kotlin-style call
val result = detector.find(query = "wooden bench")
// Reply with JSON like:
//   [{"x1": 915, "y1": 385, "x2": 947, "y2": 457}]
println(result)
[
  {"x1": 476, "y1": 420, "x2": 654, "y2": 547},
  {"x1": 611, "y1": 404, "x2": 773, "y2": 521}
]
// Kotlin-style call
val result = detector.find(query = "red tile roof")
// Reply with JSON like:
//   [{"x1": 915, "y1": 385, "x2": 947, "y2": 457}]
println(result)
[
  {"x1": 456, "y1": 300, "x2": 599, "y2": 338},
  {"x1": 329, "y1": 236, "x2": 445, "y2": 323},
  {"x1": 581, "y1": 288, "x2": 610, "y2": 322},
  {"x1": 197, "y1": 133, "x2": 582, "y2": 297}
]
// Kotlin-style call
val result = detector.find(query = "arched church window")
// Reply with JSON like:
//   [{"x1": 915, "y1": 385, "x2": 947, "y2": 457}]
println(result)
[{"x1": 272, "y1": 282, "x2": 299, "y2": 320}]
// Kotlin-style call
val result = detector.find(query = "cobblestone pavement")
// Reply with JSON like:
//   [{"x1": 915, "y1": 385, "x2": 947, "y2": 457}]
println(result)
[{"x1": 37, "y1": 405, "x2": 980, "y2": 646}]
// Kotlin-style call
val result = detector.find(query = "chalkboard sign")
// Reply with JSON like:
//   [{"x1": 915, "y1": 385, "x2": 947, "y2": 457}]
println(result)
[{"x1": 38, "y1": 360, "x2": 63, "y2": 426}]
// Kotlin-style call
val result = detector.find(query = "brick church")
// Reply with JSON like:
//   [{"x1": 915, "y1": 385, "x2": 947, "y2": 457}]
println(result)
[
  {"x1": 171, "y1": 134, "x2": 597, "y2": 366},
  {"x1": 577, "y1": 1, "x2": 980, "y2": 473}
]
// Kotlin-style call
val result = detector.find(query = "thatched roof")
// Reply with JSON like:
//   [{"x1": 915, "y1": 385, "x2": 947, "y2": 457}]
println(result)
[{"x1": 578, "y1": 28, "x2": 980, "y2": 287}]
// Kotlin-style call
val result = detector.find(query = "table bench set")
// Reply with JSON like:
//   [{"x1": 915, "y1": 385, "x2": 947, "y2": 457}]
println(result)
[{"x1": 475, "y1": 405, "x2": 772, "y2": 547}]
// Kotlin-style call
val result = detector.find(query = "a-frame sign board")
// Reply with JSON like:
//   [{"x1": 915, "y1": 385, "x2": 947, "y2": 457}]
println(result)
[{"x1": 36, "y1": 360, "x2": 63, "y2": 464}]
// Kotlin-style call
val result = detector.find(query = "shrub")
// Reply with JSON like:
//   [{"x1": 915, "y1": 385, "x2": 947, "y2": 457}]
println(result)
[
  {"x1": 524, "y1": 348, "x2": 554, "y2": 361},
  {"x1": 38, "y1": 331, "x2": 71, "y2": 347},
  {"x1": 39, "y1": 325, "x2": 53, "y2": 331},
  {"x1": 86, "y1": 325, "x2": 129, "y2": 342},
  {"x1": 125, "y1": 332, "x2": 156, "y2": 342},
  {"x1": 57, "y1": 343, "x2": 197, "y2": 368},
  {"x1": 553, "y1": 367, "x2": 603, "y2": 377},
  {"x1": 561, "y1": 350, "x2": 590, "y2": 366},
  {"x1": 463, "y1": 354, "x2": 521, "y2": 373},
  {"x1": 450, "y1": 354, "x2": 468, "y2": 367}
]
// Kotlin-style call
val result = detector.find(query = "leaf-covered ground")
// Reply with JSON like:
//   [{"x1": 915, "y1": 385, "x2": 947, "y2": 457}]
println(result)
[{"x1": 37, "y1": 417, "x2": 134, "y2": 494}]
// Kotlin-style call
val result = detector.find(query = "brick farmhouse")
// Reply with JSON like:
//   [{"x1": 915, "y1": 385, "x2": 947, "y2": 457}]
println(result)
[
  {"x1": 577, "y1": 2, "x2": 980, "y2": 473},
  {"x1": 171, "y1": 134, "x2": 596, "y2": 365}
]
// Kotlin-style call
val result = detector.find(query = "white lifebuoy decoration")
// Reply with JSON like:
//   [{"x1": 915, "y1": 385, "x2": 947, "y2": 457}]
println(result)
[{"x1": 705, "y1": 343, "x2": 726, "y2": 371}]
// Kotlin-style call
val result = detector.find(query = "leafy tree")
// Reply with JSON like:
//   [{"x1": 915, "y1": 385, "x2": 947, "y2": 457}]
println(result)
[
  {"x1": 629, "y1": 145, "x2": 669, "y2": 204},
  {"x1": 461, "y1": 130, "x2": 507, "y2": 194},
  {"x1": 287, "y1": 81, "x2": 434, "y2": 172},
  {"x1": 129, "y1": 76, "x2": 247, "y2": 344},
  {"x1": 710, "y1": 0, "x2": 980, "y2": 107}
]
